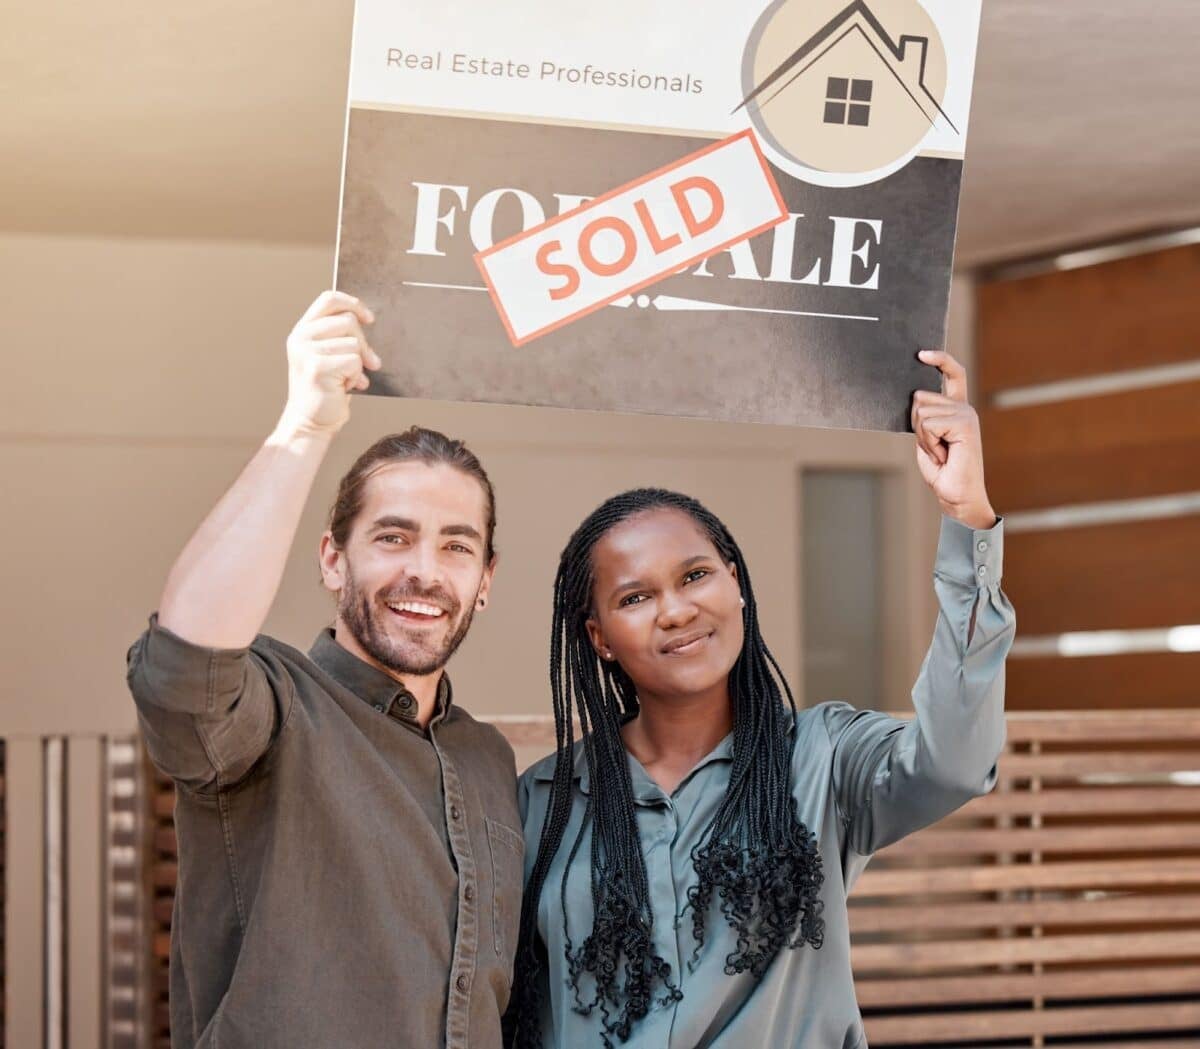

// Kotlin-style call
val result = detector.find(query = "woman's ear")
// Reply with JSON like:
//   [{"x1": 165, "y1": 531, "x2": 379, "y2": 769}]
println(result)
[{"x1": 586, "y1": 617, "x2": 615, "y2": 662}]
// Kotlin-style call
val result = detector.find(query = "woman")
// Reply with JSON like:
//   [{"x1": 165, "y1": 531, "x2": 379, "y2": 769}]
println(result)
[{"x1": 506, "y1": 352, "x2": 1015, "y2": 1049}]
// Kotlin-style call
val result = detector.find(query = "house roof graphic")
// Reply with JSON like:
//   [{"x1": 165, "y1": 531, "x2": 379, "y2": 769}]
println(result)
[{"x1": 737, "y1": 0, "x2": 958, "y2": 134}]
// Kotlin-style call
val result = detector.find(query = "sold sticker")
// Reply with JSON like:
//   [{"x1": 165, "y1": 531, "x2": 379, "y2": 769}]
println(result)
[{"x1": 474, "y1": 129, "x2": 787, "y2": 346}]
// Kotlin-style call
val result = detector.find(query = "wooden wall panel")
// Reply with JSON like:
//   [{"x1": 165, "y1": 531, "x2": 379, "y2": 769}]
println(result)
[
  {"x1": 1003, "y1": 514, "x2": 1200, "y2": 635},
  {"x1": 1006, "y1": 651, "x2": 1200, "y2": 710},
  {"x1": 978, "y1": 244, "x2": 1200, "y2": 396},
  {"x1": 981, "y1": 380, "x2": 1200, "y2": 512}
]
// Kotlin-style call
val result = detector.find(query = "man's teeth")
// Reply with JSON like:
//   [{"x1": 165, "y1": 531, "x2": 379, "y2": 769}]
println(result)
[{"x1": 387, "y1": 601, "x2": 445, "y2": 617}]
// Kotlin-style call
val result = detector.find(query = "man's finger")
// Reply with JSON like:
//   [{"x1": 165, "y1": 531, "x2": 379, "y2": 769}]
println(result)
[
  {"x1": 918, "y1": 349, "x2": 968, "y2": 403},
  {"x1": 324, "y1": 352, "x2": 366, "y2": 385},
  {"x1": 311, "y1": 336, "x2": 368, "y2": 357},
  {"x1": 303, "y1": 312, "x2": 367, "y2": 341},
  {"x1": 300, "y1": 290, "x2": 375, "y2": 327}
]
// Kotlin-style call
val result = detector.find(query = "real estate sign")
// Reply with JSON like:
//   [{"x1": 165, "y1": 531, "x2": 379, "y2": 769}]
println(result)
[{"x1": 335, "y1": 0, "x2": 982, "y2": 431}]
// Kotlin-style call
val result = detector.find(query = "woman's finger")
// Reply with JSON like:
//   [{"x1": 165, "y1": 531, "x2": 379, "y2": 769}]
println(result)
[{"x1": 918, "y1": 349, "x2": 968, "y2": 403}]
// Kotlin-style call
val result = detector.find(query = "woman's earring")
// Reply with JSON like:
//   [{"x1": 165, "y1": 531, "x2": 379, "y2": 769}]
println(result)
[
  {"x1": 603, "y1": 650, "x2": 613, "y2": 660},
  {"x1": 739, "y1": 597, "x2": 746, "y2": 608}
]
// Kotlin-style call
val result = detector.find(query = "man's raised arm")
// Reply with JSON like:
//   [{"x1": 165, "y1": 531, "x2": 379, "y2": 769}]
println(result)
[{"x1": 158, "y1": 290, "x2": 379, "y2": 648}]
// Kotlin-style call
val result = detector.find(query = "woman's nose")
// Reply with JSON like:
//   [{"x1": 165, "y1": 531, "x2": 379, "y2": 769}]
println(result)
[{"x1": 657, "y1": 591, "x2": 699, "y2": 629}]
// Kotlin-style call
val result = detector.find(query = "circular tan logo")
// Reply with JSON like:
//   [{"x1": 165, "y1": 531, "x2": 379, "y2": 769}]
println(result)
[{"x1": 740, "y1": 0, "x2": 951, "y2": 176}]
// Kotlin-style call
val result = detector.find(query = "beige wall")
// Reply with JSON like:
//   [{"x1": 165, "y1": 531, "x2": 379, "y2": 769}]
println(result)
[{"x1": 0, "y1": 231, "x2": 959, "y2": 740}]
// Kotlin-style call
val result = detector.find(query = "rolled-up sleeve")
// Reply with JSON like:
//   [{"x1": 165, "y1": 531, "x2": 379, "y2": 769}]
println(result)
[
  {"x1": 825, "y1": 515, "x2": 1016, "y2": 857},
  {"x1": 126, "y1": 615, "x2": 293, "y2": 791}
]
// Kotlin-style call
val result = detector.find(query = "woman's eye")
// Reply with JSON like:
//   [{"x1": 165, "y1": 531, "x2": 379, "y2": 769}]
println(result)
[
  {"x1": 684, "y1": 568, "x2": 710, "y2": 584},
  {"x1": 619, "y1": 593, "x2": 646, "y2": 607}
]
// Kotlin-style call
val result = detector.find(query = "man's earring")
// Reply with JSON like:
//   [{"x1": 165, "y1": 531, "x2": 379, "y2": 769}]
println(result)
[{"x1": 477, "y1": 598, "x2": 486, "y2": 609}]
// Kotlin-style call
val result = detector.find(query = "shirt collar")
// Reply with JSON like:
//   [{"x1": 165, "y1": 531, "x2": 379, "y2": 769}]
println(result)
[
  {"x1": 308, "y1": 628, "x2": 452, "y2": 725},
  {"x1": 533, "y1": 730, "x2": 736, "y2": 804}
]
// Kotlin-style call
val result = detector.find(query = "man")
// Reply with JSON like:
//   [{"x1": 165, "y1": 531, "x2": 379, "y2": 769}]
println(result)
[{"x1": 127, "y1": 290, "x2": 523, "y2": 1049}]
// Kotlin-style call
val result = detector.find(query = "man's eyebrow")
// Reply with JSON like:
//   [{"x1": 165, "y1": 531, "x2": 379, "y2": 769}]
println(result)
[
  {"x1": 371, "y1": 516, "x2": 419, "y2": 532},
  {"x1": 441, "y1": 523, "x2": 483, "y2": 543},
  {"x1": 370, "y1": 517, "x2": 483, "y2": 544}
]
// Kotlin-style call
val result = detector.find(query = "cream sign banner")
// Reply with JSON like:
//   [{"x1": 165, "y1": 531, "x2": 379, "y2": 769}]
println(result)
[{"x1": 335, "y1": 0, "x2": 982, "y2": 431}]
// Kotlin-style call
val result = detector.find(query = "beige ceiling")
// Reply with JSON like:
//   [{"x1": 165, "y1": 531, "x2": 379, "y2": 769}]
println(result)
[{"x1": 3, "y1": 1, "x2": 1198, "y2": 266}]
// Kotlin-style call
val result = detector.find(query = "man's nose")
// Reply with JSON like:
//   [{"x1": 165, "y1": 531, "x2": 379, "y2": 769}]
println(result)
[{"x1": 402, "y1": 539, "x2": 444, "y2": 588}]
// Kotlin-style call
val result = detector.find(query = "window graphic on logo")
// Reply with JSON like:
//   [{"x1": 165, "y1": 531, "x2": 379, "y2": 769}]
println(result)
[
  {"x1": 739, "y1": 0, "x2": 957, "y2": 177},
  {"x1": 823, "y1": 77, "x2": 873, "y2": 126}
]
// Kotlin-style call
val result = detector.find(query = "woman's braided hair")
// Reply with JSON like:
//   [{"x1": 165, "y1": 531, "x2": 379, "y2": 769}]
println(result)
[{"x1": 504, "y1": 489, "x2": 824, "y2": 1048}]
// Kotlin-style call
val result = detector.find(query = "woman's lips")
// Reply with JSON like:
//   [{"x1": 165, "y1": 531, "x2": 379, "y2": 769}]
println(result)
[{"x1": 661, "y1": 629, "x2": 714, "y2": 655}]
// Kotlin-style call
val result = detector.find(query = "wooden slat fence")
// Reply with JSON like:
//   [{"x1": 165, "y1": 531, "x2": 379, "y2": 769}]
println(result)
[{"x1": 143, "y1": 710, "x2": 1200, "y2": 1047}]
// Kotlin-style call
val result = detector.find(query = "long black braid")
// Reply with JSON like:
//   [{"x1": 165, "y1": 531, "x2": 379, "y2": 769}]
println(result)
[{"x1": 504, "y1": 489, "x2": 824, "y2": 1048}]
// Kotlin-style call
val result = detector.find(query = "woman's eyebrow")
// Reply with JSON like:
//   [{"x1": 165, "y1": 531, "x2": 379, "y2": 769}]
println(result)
[{"x1": 609, "y1": 555, "x2": 714, "y2": 596}]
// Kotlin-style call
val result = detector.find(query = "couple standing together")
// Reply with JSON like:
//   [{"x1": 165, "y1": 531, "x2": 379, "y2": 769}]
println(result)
[{"x1": 128, "y1": 291, "x2": 1014, "y2": 1049}]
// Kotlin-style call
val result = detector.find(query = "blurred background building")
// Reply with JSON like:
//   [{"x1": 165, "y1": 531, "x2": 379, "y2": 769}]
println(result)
[{"x1": 1, "y1": 1, "x2": 1198, "y2": 1046}]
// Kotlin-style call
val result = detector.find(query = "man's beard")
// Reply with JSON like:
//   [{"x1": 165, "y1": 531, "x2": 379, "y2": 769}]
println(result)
[{"x1": 338, "y1": 565, "x2": 480, "y2": 677}]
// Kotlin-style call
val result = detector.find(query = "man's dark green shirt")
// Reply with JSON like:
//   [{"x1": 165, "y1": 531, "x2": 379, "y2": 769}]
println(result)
[{"x1": 127, "y1": 619, "x2": 523, "y2": 1049}]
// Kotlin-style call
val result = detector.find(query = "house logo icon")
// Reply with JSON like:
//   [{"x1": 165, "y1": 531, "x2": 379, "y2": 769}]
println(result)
[{"x1": 738, "y1": 0, "x2": 956, "y2": 179}]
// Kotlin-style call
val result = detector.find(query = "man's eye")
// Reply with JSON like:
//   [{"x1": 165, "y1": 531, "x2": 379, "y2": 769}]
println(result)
[
  {"x1": 379, "y1": 534, "x2": 405, "y2": 545},
  {"x1": 448, "y1": 543, "x2": 473, "y2": 555}
]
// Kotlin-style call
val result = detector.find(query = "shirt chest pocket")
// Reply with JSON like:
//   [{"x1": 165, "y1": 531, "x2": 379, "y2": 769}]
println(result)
[{"x1": 485, "y1": 817, "x2": 524, "y2": 962}]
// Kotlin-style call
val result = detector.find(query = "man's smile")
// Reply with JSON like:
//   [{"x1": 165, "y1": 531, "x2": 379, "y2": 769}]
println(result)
[{"x1": 385, "y1": 599, "x2": 449, "y2": 624}]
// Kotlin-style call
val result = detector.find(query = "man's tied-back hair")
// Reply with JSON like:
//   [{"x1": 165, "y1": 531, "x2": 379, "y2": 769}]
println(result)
[
  {"x1": 505, "y1": 488, "x2": 824, "y2": 1049},
  {"x1": 328, "y1": 427, "x2": 497, "y2": 560}
]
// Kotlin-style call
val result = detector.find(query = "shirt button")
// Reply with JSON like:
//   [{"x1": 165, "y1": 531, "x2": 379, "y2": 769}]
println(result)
[
  {"x1": 373, "y1": 703, "x2": 385, "y2": 713},
  {"x1": 977, "y1": 540, "x2": 989, "y2": 553},
  {"x1": 977, "y1": 565, "x2": 988, "y2": 578},
  {"x1": 398, "y1": 694, "x2": 414, "y2": 711},
  {"x1": 456, "y1": 973, "x2": 469, "y2": 993},
  {"x1": 464, "y1": 884, "x2": 475, "y2": 902},
  {"x1": 450, "y1": 805, "x2": 461, "y2": 821}
]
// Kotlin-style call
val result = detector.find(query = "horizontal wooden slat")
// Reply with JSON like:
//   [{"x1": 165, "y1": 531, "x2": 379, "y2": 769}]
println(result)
[
  {"x1": 966, "y1": 1043, "x2": 1200, "y2": 1049},
  {"x1": 961, "y1": 786, "x2": 1200, "y2": 818},
  {"x1": 865, "y1": 1000, "x2": 1200, "y2": 1043},
  {"x1": 880, "y1": 821, "x2": 1200, "y2": 856},
  {"x1": 1003, "y1": 514, "x2": 1200, "y2": 634},
  {"x1": 1005, "y1": 710, "x2": 1200, "y2": 742},
  {"x1": 978, "y1": 244, "x2": 1200, "y2": 396},
  {"x1": 1000, "y1": 750, "x2": 1200, "y2": 778},
  {"x1": 982, "y1": 380, "x2": 1200, "y2": 511},
  {"x1": 856, "y1": 963, "x2": 1200, "y2": 1007},
  {"x1": 854, "y1": 857, "x2": 1200, "y2": 896},
  {"x1": 1006, "y1": 653, "x2": 1200, "y2": 712},
  {"x1": 854, "y1": 929, "x2": 1200, "y2": 970},
  {"x1": 851, "y1": 894, "x2": 1200, "y2": 933}
]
